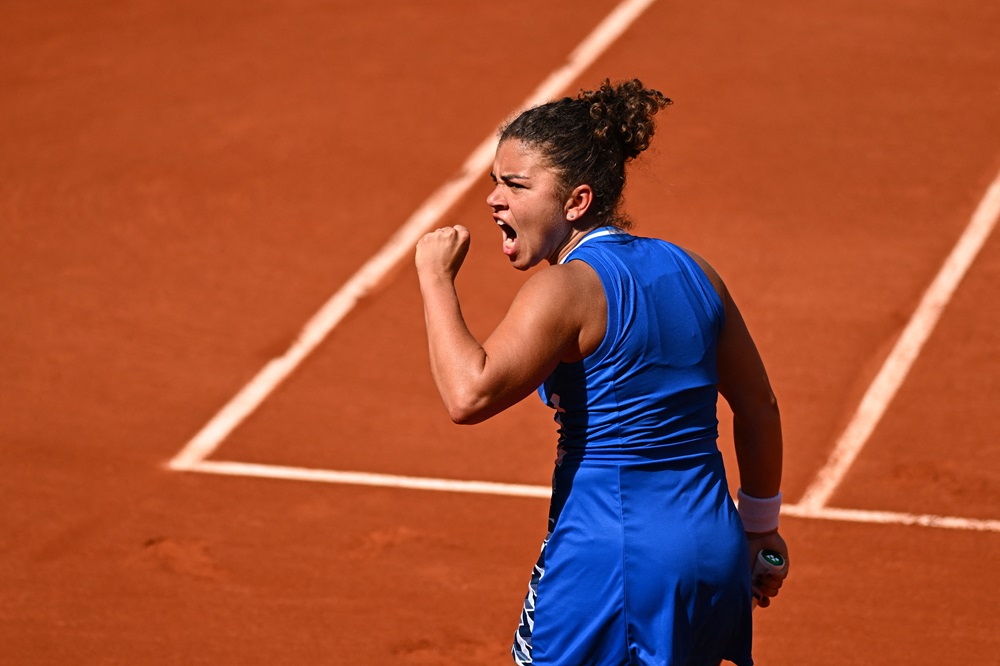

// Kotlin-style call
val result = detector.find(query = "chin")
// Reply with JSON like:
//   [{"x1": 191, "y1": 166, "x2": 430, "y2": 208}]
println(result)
[
  {"x1": 508, "y1": 257, "x2": 530, "y2": 271},
  {"x1": 507, "y1": 253, "x2": 540, "y2": 271}
]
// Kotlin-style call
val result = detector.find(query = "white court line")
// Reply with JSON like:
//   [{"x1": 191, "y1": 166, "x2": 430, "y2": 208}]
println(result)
[
  {"x1": 168, "y1": 0, "x2": 659, "y2": 471},
  {"x1": 781, "y1": 503, "x2": 1000, "y2": 533},
  {"x1": 165, "y1": 2, "x2": 1000, "y2": 537},
  {"x1": 191, "y1": 460, "x2": 552, "y2": 498},
  {"x1": 797, "y1": 169, "x2": 1000, "y2": 511},
  {"x1": 185, "y1": 460, "x2": 1000, "y2": 532}
]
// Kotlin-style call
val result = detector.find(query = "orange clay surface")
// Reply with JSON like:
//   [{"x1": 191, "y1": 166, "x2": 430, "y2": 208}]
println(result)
[{"x1": 3, "y1": 1, "x2": 1000, "y2": 664}]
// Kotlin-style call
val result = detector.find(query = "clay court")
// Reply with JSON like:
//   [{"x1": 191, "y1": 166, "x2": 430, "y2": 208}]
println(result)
[{"x1": 3, "y1": 0, "x2": 1000, "y2": 663}]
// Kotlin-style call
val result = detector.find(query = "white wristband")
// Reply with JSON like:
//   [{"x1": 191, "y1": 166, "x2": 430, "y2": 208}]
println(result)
[{"x1": 737, "y1": 489, "x2": 782, "y2": 533}]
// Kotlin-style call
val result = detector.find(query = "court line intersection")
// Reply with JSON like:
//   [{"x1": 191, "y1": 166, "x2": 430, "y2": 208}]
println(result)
[{"x1": 166, "y1": 0, "x2": 1000, "y2": 535}]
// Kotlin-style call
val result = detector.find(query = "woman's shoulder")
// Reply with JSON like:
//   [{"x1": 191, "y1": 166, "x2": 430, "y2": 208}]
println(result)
[
  {"x1": 526, "y1": 259, "x2": 602, "y2": 297},
  {"x1": 505, "y1": 262, "x2": 606, "y2": 363},
  {"x1": 676, "y1": 246, "x2": 729, "y2": 303},
  {"x1": 522, "y1": 261, "x2": 604, "y2": 321}
]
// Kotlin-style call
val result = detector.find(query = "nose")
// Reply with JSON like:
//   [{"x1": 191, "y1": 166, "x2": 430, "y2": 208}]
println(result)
[{"x1": 486, "y1": 182, "x2": 505, "y2": 209}]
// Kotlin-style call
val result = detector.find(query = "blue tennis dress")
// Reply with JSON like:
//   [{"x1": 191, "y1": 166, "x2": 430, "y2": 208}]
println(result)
[{"x1": 512, "y1": 229, "x2": 753, "y2": 666}]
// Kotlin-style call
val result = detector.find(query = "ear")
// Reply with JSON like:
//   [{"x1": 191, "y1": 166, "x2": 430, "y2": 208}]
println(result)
[{"x1": 564, "y1": 184, "x2": 593, "y2": 222}]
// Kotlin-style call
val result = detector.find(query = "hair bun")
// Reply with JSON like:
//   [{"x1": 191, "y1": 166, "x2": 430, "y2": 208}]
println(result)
[
  {"x1": 498, "y1": 78, "x2": 672, "y2": 227},
  {"x1": 580, "y1": 79, "x2": 672, "y2": 160}
]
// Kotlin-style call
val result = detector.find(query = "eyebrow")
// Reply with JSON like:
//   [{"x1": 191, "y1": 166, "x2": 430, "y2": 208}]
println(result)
[{"x1": 489, "y1": 171, "x2": 530, "y2": 183}]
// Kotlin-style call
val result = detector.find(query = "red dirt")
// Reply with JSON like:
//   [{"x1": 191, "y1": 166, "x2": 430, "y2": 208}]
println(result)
[{"x1": 3, "y1": 0, "x2": 999, "y2": 663}]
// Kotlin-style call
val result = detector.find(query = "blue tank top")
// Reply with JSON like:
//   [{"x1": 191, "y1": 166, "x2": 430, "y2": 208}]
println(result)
[{"x1": 538, "y1": 228, "x2": 725, "y2": 462}]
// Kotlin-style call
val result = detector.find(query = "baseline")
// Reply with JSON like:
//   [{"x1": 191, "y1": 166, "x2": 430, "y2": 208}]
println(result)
[{"x1": 183, "y1": 460, "x2": 1000, "y2": 533}]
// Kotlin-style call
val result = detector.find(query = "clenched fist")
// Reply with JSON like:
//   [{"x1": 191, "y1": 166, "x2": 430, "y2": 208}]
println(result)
[{"x1": 415, "y1": 225, "x2": 471, "y2": 281}]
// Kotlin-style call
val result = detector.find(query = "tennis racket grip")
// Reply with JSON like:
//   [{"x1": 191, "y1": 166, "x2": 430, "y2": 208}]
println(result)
[{"x1": 751, "y1": 549, "x2": 788, "y2": 609}]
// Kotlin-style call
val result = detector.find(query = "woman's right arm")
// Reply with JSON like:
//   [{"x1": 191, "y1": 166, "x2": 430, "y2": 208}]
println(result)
[{"x1": 415, "y1": 225, "x2": 602, "y2": 425}]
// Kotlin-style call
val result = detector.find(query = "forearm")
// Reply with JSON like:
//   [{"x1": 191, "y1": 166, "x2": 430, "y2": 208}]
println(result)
[
  {"x1": 418, "y1": 273, "x2": 489, "y2": 421},
  {"x1": 732, "y1": 402, "x2": 783, "y2": 500}
]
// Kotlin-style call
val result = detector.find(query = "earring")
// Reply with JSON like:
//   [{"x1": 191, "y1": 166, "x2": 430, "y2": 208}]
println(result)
[{"x1": 568, "y1": 213, "x2": 576, "y2": 220}]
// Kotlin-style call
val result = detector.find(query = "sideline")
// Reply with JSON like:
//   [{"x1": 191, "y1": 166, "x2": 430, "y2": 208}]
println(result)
[
  {"x1": 168, "y1": 0, "x2": 660, "y2": 471},
  {"x1": 797, "y1": 167, "x2": 1000, "y2": 510}
]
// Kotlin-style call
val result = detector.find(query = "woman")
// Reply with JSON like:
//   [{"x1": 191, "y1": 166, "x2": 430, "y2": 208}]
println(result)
[{"x1": 415, "y1": 79, "x2": 787, "y2": 666}]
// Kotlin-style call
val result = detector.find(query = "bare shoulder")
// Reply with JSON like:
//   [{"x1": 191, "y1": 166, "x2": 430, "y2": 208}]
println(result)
[
  {"x1": 543, "y1": 260, "x2": 606, "y2": 361},
  {"x1": 679, "y1": 246, "x2": 729, "y2": 302},
  {"x1": 516, "y1": 259, "x2": 602, "y2": 303},
  {"x1": 497, "y1": 261, "x2": 605, "y2": 362}
]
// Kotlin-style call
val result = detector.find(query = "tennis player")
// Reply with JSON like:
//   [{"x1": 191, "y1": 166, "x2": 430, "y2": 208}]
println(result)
[{"x1": 415, "y1": 79, "x2": 788, "y2": 666}]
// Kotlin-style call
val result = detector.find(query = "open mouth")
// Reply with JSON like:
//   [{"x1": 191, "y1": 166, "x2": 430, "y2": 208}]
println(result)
[
  {"x1": 497, "y1": 219, "x2": 517, "y2": 240},
  {"x1": 496, "y1": 219, "x2": 518, "y2": 257}
]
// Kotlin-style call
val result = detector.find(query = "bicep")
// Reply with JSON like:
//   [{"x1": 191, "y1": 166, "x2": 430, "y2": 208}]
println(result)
[
  {"x1": 470, "y1": 269, "x2": 589, "y2": 418},
  {"x1": 716, "y1": 289, "x2": 777, "y2": 414},
  {"x1": 714, "y1": 277, "x2": 783, "y2": 496}
]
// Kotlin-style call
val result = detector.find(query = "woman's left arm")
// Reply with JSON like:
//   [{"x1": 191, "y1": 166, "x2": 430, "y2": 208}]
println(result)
[{"x1": 684, "y1": 248, "x2": 788, "y2": 606}]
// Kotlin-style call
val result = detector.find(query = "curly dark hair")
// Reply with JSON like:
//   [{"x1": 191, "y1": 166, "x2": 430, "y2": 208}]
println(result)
[{"x1": 499, "y1": 79, "x2": 671, "y2": 228}]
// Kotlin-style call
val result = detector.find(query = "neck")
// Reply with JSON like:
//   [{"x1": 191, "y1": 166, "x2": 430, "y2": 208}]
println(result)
[{"x1": 551, "y1": 223, "x2": 606, "y2": 265}]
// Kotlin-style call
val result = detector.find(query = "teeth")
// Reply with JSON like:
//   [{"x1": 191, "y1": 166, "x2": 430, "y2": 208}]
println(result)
[{"x1": 496, "y1": 219, "x2": 517, "y2": 239}]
